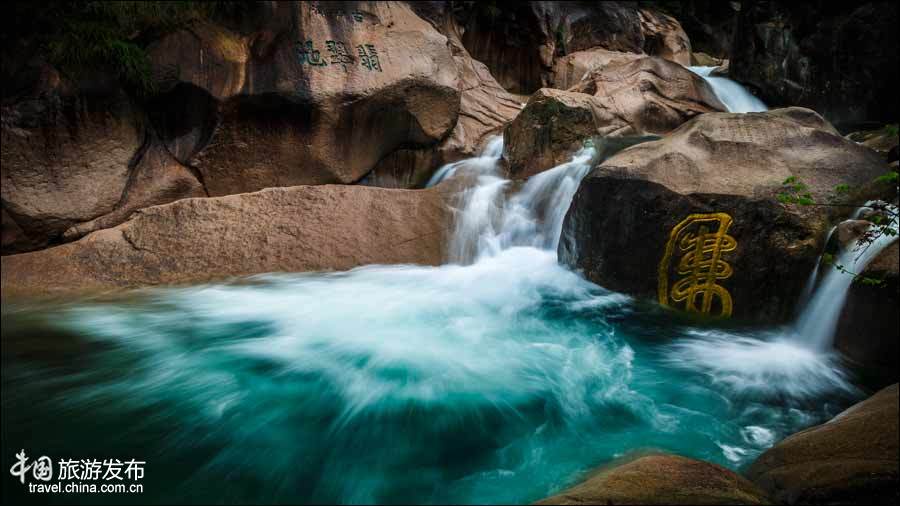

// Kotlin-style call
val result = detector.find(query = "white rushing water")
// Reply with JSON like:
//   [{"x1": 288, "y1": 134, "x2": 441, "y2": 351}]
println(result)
[
  {"x1": 429, "y1": 137, "x2": 595, "y2": 263},
  {"x1": 0, "y1": 132, "x2": 870, "y2": 504},
  {"x1": 689, "y1": 66, "x2": 768, "y2": 113},
  {"x1": 794, "y1": 202, "x2": 899, "y2": 349}
]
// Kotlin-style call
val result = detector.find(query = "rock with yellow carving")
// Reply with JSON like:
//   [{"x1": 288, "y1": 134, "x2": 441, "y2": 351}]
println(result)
[{"x1": 559, "y1": 107, "x2": 887, "y2": 322}]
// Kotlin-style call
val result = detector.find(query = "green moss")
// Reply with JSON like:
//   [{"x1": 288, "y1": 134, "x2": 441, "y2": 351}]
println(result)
[{"x1": 5, "y1": 1, "x2": 251, "y2": 96}]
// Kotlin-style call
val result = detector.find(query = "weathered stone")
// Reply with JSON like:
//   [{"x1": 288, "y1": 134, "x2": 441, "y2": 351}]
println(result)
[
  {"x1": 361, "y1": 10, "x2": 523, "y2": 188},
  {"x1": 747, "y1": 384, "x2": 899, "y2": 505},
  {"x1": 148, "y1": 2, "x2": 461, "y2": 196},
  {"x1": 691, "y1": 51, "x2": 725, "y2": 67},
  {"x1": 1, "y1": 85, "x2": 144, "y2": 253},
  {"x1": 1, "y1": 184, "x2": 454, "y2": 298},
  {"x1": 549, "y1": 48, "x2": 641, "y2": 90},
  {"x1": 536, "y1": 453, "x2": 770, "y2": 505},
  {"x1": 506, "y1": 57, "x2": 724, "y2": 177},
  {"x1": 560, "y1": 108, "x2": 886, "y2": 322},
  {"x1": 639, "y1": 9, "x2": 692, "y2": 66}
]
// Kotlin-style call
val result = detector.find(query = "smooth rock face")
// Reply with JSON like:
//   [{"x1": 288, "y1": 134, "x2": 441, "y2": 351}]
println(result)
[
  {"x1": 559, "y1": 108, "x2": 886, "y2": 322},
  {"x1": 1, "y1": 86, "x2": 145, "y2": 253},
  {"x1": 0, "y1": 184, "x2": 453, "y2": 298},
  {"x1": 536, "y1": 454, "x2": 770, "y2": 505},
  {"x1": 730, "y1": 1, "x2": 898, "y2": 128},
  {"x1": 638, "y1": 9, "x2": 692, "y2": 66},
  {"x1": 549, "y1": 48, "x2": 641, "y2": 90},
  {"x1": 506, "y1": 57, "x2": 724, "y2": 177},
  {"x1": 361, "y1": 10, "x2": 523, "y2": 188},
  {"x1": 1, "y1": 2, "x2": 466, "y2": 254},
  {"x1": 151, "y1": 2, "x2": 461, "y2": 196},
  {"x1": 747, "y1": 384, "x2": 899, "y2": 505},
  {"x1": 835, "y1": 242, "x2": 899, "y2": 388}
]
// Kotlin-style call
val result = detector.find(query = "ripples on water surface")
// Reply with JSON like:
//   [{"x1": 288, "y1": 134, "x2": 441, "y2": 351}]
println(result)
[{"x1": 2, "y1": 247, "x2": 862, "y2": 504}]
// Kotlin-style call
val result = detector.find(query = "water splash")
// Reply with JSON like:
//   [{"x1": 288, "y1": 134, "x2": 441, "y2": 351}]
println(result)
[
  {"x1": 0, "y1": 134, "x2": 868, "y2": 504},
  {"x1": 435, "y1": 136, "x2": 596, "y2": 264},
  {"x1": 689, "y1": 66, "x2": 767, "y2": 113}
]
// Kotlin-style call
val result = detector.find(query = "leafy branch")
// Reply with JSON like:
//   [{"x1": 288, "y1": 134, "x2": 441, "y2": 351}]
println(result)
[{"x1": 778, "y1": 170, "x2": 899, "y2": 286}]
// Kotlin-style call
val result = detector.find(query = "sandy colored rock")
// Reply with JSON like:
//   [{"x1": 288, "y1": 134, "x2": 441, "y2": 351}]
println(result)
[
  {"x1": 691, "y1": 52, "x2": 725, "y2": 67},
  {"x1": 1, "y1": 87, "x2": 143, "y2": 253},
  {"x1": 149, "y1": 2, "x2": 460, "y2": 195},
  {"x1": 536, "y1": 454, "x2": 770, "y2": 505},
  {"x1": 362, "y1": 11, "x2": 523, "y2": 188},
  {"x1": 560, "y1": 108, "x2": 886, "y2": 322},
  {"x1": 1, "y1": 184, "x2": 453, "y2": 298},
  {"x1": 747, "y1": 384, "x2": 899, "y2": 505},
  {"x1": 639, "y1": 9, "x2": 692, "y2": 66},
  {"x1": 550, "y1": 48, "x2": 641, "y2": 90},
  {"x1": 506, "y1": 57, "x2": 724, "y2": 177}
]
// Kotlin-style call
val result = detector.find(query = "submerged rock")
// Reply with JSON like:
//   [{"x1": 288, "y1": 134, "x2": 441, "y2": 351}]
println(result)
[
  {"x1": 505, "y1": 57, "x2": 724, "y2": 177},
  {"x1": 747, "y1": 383, "x2": 899, "y2": 505},
  {"x1": 560, "y1": 108, "x2": 886, "y2": 322},
  {"x1": 0, "y1": 184, "x2": 453, "y2": 298},
  {"x1": 535, "y1": 453, "x2": 770, "y2": 505}
]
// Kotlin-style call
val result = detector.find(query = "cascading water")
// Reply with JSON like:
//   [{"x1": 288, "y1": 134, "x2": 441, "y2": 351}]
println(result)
[
  {"x1": 430, "y1": 138, "x2": 595, "y2": 263},
  {"x1": 688, "y1": 66, "x2": 768, "y2": 113},
  {"x1": 794, "y1": 202, "x2": 899, "y2": 349},
  {"x1": 1, "y1": 139, "x2": 864, "y2": 504}
]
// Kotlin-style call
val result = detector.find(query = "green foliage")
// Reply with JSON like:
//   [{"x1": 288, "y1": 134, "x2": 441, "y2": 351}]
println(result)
[
  {"x1": 777, "y1": 177, "x2": 814, "y2": 205},
  {"x1": 7, "y1": 1, "x2": 250, "y2": 96},
  {"x1": 884, "y1": 123, "x2": 899, "y2": 138},
  {"x1": 778, "y1": 172, "x2": 899, "y2": 286}
]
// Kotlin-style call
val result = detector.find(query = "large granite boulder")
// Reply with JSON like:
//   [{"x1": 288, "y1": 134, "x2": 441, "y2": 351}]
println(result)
[
  {"x1": 549, "y1": 48, "x2": 641, "y2": 90},
  {"x1": 536, "y1": 454, "x2": 770, "y2": 505},
  {"x1": 638, "y1": 9, "x2": 692, "y2": 66},
  {"x1": 360, "y1": 8, "x2": 523, "y2": 188},
  {"x1": 151, "y1": 2, "x2": 460, "y2": 196},
  {"x1": 747, "y1": 384, "x2": 899, "y2": 505},
  {"x1": 560, "y1": 108, "x2": 886, "y2": 322},
  {"x1": 505, "y1": 57, "x2": 724, "y2": 177},
  {"x1": 730, "y1": 1, "x2": 898, "y2": 129},
  {"x1": 0, "y1": 184, "x2": 453, "y2": 298},
  {"x1": 0, "y1": 74, "x2": 162, "y2": 254},
  {"x1": 1, "y1": 2, "x2": 467, "y2": 254}
]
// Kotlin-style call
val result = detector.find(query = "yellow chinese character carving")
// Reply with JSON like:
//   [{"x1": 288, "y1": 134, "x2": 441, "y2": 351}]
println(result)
[{"x1": 658, "y1": 213, "x2": 737, "y2": 317}]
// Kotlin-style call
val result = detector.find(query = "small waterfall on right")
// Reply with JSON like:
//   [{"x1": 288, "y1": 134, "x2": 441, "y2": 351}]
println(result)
[
  {"x1": 794, "y1": 202, "x2": 899, "y2": 349},
  {"x1": 688, "y1": 66, "x2": 768, "y2": 113}
]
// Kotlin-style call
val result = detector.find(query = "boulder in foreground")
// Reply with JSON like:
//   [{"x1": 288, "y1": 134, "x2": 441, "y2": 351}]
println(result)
[
  {"x1": 747, "y1": 384, "x2": 899, "y2": 505},
  {"x1": 536, "y1": 453, "x2": 770, "y2": 505},
  {"x1": 1, "y1": 184, "x2": 452, "y2": 298}
]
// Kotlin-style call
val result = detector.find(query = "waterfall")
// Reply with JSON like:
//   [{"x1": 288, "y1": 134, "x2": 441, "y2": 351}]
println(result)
[
  {"x1": 429, "y1": 136, "x2": 596, "y2": 264},
  {"x1": 794, "y1": 202, "x2": 899, "y2": 349},
  {"x1": 688, "y1": 66, "x2": 767, "y2": 113}
]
